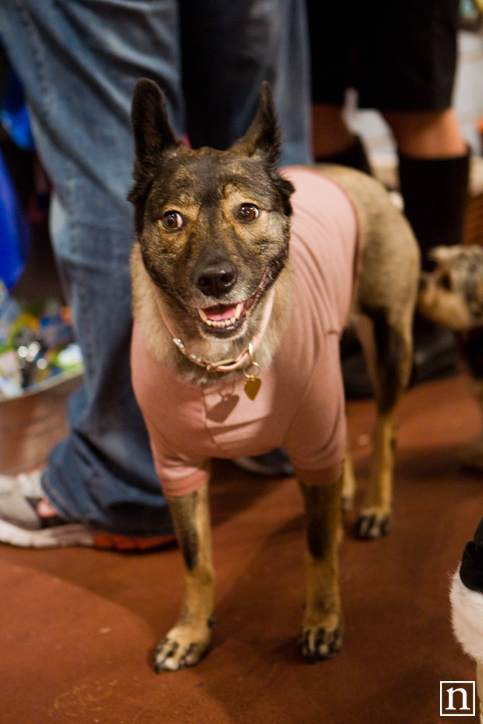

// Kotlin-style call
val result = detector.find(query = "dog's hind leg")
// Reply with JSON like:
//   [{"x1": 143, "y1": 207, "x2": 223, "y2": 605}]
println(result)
[
  {"x1": 298, "y1": 476, "x2": 343, "y2": 661},
  {"x1": 154, "y1": 484, "x2": 214, "y2": 672},
  {"x1": 352, "y1": 308, "x2": 413, "y2": 539}
]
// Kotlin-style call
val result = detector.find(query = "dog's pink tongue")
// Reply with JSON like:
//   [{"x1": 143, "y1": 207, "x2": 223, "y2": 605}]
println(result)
[{"x1": 203, "y1": 304, "x2": 238, "y2": 321}]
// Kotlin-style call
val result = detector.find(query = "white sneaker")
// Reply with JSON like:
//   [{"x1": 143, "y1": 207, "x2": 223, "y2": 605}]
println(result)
[{"x1": 0, "y1": 470, "x2": 175, "y2": 550}]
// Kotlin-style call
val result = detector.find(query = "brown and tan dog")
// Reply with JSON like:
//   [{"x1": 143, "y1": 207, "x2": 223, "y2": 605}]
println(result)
[
  {"x1": 419, "y1": 244, "x2": 483, "y2": 469},
  {"x1": 128, "y1": 78, "x2": 420, "y2": 672}
]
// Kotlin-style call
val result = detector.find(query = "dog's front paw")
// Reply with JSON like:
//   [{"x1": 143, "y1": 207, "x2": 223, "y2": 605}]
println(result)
[
  {"x1": 356, "y1": 508, "x2": 391, "y2": 539},
  {"x1": 154, "y1": 624, "x2": 212, "y2": 673},
  {"x1": 299, "y1": 616, "x2": 343, "y2": 662}
]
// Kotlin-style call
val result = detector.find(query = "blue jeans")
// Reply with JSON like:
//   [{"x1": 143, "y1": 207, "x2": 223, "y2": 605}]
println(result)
[{"x1": 0, "y1": 0, "x2": 311, "y2": 536}]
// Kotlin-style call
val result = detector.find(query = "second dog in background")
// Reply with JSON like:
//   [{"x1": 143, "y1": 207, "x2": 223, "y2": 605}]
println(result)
[{"x1": 419, "y1": 244, "x2": 483, "y2": 469}]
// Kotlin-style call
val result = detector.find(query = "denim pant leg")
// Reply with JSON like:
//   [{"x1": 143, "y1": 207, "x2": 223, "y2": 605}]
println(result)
[
  {"x1": 0, "y1": 0, "x2": 184, "y2": 536},
  {"x1": 0, "y1": 0, "x2": 311, "y2": 536}
]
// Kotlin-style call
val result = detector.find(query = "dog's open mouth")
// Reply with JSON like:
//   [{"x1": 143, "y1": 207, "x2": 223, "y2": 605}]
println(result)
[
  {"x1": 195, "y1": 267, "x2": 270, "y2": 336},
  {"x1": 197, "y1": 294, "x2": 261, "y2": 334},
  {"x1": 198, "y1": 302, "x2": 244, "y2": 329}
]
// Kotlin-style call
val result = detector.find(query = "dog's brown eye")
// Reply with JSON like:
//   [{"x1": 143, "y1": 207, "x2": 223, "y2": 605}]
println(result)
[
  {"x1": 440, "y1": 272, "x2": 452, "y2": 291},
  {"x1": 162, "y1": 211, "x2": 183, "y2": 229},
  {"x1": 237, "y1": 204, "x2": 259, "y2": 222}
]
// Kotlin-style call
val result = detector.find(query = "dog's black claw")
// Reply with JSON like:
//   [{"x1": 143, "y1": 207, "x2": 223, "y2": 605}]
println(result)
[
  {"x1": 298, "y1": 624, "x2": 343, "y2": 662},
  {"x1": 154, "y1": 638, "x2": 181, "y2": 673},
  {"x1": 356, "y1": 511, "x2": 391, "y2": 539},
  {"x1": 154, "y1": 630, "x2": 211, "y2": 672}
]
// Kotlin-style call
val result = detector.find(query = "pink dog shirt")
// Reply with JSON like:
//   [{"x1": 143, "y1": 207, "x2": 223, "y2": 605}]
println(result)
[{"x1": 131, "y1": 166, "x2": 359, "y2": 496}]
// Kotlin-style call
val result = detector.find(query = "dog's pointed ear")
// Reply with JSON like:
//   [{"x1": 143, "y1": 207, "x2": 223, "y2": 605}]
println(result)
[
  {"x1": 231, "y1": 82, "x2": 294, "y2": 215},
  {"x1": 231, "y1": 82, "x2": 281, "y2": 164},
  {"x1": 129, "y1": 79, "x2": 185, "y2": 229},
  {"x1": 131, "y1": 78, "x2": 184, "y2": 167}
]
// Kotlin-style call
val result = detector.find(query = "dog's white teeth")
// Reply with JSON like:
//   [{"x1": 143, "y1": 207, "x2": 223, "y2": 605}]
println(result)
[
  {"x1": 199, "y1": 315, "x2": 224, "y2": 328},
  {"x1": 198, "y1": 304, "x2": 243, "y2": 328}
]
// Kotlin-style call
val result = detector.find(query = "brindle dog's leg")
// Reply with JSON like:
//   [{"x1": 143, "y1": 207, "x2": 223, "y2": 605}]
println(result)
[
  {"x1": 298, "y1": 476, "x2": 343, "y2": 661},
  {"x1": 352, "y1": 308, "x2": 413, "y2": 539},
  {"x1": 154, "y1": 484, "x2": 214, "y2": 672}
]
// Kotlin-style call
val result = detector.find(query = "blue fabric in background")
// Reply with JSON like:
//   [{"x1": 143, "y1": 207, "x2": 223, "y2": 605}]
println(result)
[
  {"x1": 0, "y1": 46, "x2": 33, "y2": 290},
  {"x1": 0, "y1": 48, "x2": 34, "y2": 151},
  {"x1": 0, "y1": 147, "x2": 31, "y2": 290}
]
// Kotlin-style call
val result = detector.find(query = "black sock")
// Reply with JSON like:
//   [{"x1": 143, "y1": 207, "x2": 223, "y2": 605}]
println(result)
[{"x1": 398, "y1": 149, "x2": 470, "y2": 270}]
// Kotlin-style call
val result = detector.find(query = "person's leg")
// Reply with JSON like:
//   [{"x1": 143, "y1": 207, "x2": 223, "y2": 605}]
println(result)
[
  {"x1": 384, "y1": 108, "x2": 470, "y2": 385},
  {"x1": 383, "y1": 109, "x2": 469, "y2": 268},
  {"x1": 311, "y1": 104, "x2": 356, "y2": 159},
  {"x1": 357, "y1": 0, "x2": 468, "y2": 264},
  {"x1": 0, "y1": 0, "x2": 312, "y2": 536},
  {"x1": 311, "y1": 103, "x2": 372, "y2": 174},
  {"x1": 306, "y1": 0, "x2": 371, "y2": 173},
  {"x1": 383, "y1": 108, "x2": 467, "y2": 158},
  {"x1": 379, "y1": 106, "x2": 469, "y2": 385},
  {"x1": 0, "y1": 0, "x2": 184, "y2": 538},
  {"x1": 181, "y1": 0, "x2": 312, "y2": 166}
]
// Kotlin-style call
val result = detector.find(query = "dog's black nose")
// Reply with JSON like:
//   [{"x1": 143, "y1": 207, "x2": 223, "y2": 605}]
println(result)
[{"x1": 195, "y1": 261, "x2": 237, "y2": 298}]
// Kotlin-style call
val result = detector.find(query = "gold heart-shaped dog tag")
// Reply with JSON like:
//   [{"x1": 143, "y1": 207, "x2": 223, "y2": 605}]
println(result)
[{"x1": 244, "y1": 376, "x2": 261, "y2": 401}]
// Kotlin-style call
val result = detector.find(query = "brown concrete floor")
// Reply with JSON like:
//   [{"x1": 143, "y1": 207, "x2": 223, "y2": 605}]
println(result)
[{"x1": 0, "y1": 374, "x2": 482, "y2": 723}]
